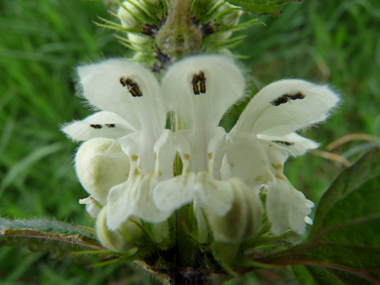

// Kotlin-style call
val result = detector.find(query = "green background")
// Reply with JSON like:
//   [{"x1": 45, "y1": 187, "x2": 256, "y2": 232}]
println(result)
[{"x1": 0, "y1": 0, "x2": 379, "y2": 283}]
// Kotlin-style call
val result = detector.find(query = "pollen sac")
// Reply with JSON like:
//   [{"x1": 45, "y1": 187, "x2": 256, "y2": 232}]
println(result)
[
  {"x1": 272, "y1": 140, "x2": 295, "y2": 146},
  {"x1": 270, "y1": 92, "x2": 305, "y2": 106},
  {"x1": 90, "y1": 124, "x2": 102, "y2": 129},
  {"x1": 192, "y1": 71, "x2": 206, "y2": 95},
  {"x1": 120, "y1": 76, "x2": 143, "y2": 97}
]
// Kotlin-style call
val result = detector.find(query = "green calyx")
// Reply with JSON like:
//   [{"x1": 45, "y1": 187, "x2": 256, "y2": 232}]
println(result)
[{"x1": 96, "y1": 0, "x2": 262, "y2": 67}]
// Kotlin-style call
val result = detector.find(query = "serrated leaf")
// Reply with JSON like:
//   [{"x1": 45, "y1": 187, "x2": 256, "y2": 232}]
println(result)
[
  {"x1": 290, "y1": 147, "x2": 380, "y2": 284},
  {"x1": 224, "y1": 0, "x2": 301, "y2": 16}
]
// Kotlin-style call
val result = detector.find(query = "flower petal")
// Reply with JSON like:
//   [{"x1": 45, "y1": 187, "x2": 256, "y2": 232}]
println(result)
[
  {"x1": 196, "y1": 172, "x2": 234, "y2": 216},
  {"x1": 77, "y1": 59, "x2": 166, "y2": 134},
  {"x1": 162, "y1": 55, "x2": 245, "y2": 129},
  {"x1": 258, "y1": 132, "x2": 319, "y2": 156},
  {"x1": 79, "y1": 196, "x2": 102, "y2": 219},
  {"x1": 266, "y1": 180, "x2": 314, "y2": 236},
  {"x1": 162, "y1": 55, "x2": 244, "y2": 170},
  {"x1": 153, "y1": 172, "x2": 198, "y2": 213},
  {"x1": 153, "y1": 129, "x2": 176, "y2": 180},
  {"x1": 153, "y1": 132, "x2": 196, "y2": 212},
  {"x1": 62, "y1": 111, "x2": 136, "y2": 142},
  {"x1": 234, "y1": 79, "x2": 339, "y2": 136},
  {"x1": 266, "y1": 181, "x2": 290, "y2": 236},
  {"x1": 153, "y1": 130, "x2": 234, "y2": 217},
  {"x1": 107, "y1": 172, "x2": 173, "y2": 227},
  {"x1": 106, "y1": 132, "x2": 175, "y2": 229},
  {"x1": 225, "y1": 132, "x2": 273, "y2": 189}
]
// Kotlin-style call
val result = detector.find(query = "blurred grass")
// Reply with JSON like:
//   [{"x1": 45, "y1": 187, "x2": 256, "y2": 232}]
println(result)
[{"x1": 0, "y1": 0, "x2": 379, "y2": 283}]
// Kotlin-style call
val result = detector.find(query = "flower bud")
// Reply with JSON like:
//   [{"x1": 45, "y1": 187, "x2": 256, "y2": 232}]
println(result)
[
  {"x1": 213, "y1": 3, "x2": 243, "y2": 41},
  {"x1": 96, "y1": 207, "x2": 145, "y2": 252},
  {"x1": 117, "y1": 1, "x2": 151, "y2": 47},
  {"x1": 117, "y1": 1, "x2": 139, "y2": 28},
  {"x1": 206, "y1": 178, "x2": 263, "y2": 243},
  {"x1": 75, "y1": 138, "x2": 130, "y2": 204}
]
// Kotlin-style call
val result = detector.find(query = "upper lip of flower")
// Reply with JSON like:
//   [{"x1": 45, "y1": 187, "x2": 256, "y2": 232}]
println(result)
[{"x1": 161, "y1": 54, "x2": 246, "y2": 172}]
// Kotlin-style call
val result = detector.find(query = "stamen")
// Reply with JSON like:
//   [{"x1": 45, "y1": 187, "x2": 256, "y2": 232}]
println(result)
[
  {"x1": 120, "y1": 77, "x2": 143, "y2": 97},
  {"x1": 192, "y1": 74, "x2": 200, "y2": 95},
  {"x1": 191, "y1": 71, "x2": 206, "y2": 95},
  {"x1": 90, "y1": 124, "x2": 102, "y2": 129},
  {"x1": 272, "y1": 140, "x2": 295, "y2": 146},
  {"x1": 105, "y1": 124, "x2": 116, "y2": 128},
  {"x1": 270, "y1": 92, "x2": 305, "y2": 106},
  {"x1": 199, "y1": 71, "x2": 206, "y2": 93}
]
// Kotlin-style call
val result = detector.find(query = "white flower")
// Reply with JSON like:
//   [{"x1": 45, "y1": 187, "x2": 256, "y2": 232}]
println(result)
[
  {"x1": 62, "y1": 59, "x2": 174, "y2": 227},
  {"x1": 227, "y1": 79, "x2": 340, "y2": 235},
  {"x1": 153, "y1": 55, "x2": 262, "y2": 242},
  {"x1": 63, "y1": 54, "x2": 339, "y2": 241}
]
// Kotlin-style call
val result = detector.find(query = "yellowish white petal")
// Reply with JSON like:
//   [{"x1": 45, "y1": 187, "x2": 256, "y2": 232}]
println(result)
[
  {"x1": 234, "y1": 79, "x2": 339, "y2": 136},
  {"x1": 62, "y1": 111, "x2": 135, "y2": 142}
]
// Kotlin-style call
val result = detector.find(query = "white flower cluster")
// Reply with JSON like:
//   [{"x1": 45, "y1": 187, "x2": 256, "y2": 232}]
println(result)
[{"x1": 63, "y1": 55, "x2": 339, "y2": 245}]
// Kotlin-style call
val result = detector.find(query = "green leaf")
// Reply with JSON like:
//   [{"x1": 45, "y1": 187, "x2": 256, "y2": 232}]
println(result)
[
  {"x1": 223, "y1": 0, "x2": 301, "y2": 16},
  {"x1": 0, "y1": 218, "x2": 106, "y2": 258},
  {"x1": 245, "y1": 148, "x2": 380, "y2": 284},
  {"x1": 291, "y1": 147, "x2": 380, "y2": 284},
  {"x1": 310, "y1": 147, "x2": 380, "y2": 236}
]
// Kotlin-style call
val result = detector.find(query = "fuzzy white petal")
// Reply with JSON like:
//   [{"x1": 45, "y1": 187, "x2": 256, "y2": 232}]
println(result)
[
  {"x1": 79, "y1": 197, "x2": 102, "y2": 219},
  {"x1": 266, "y1": 180, "x2": 314, "y2": 236},
  {"x1": 106, "y1": 132, "x2": 176, "y2": 229},
  {"x1": 196, "y1": 172, "x2": 234, "y2": 216},
  {"x1": 153, "y1": 172, "x2": 198, "y2": 213},
  {"x1": 153, "y1": 130, "x2": 177, "y2": 180},
  {"x1": 234, "y1": 79, "x2": 339, "y2": 136},
  {"x1": 225, "y1": 132, "x2": 273, "y2": 189},
  {"x1": 305, "y1": 216, "x2": 313, "y2": 225},
  {"x1": 77, "y1": 59, "x2": 166, "y2": 133},
  {"x1": 153, "y1": 130, "x2": 233, "y2": 217},
  {"x1": 258, "y1": 132, "x2": 319, "y2": 156},
  {"x1": 162, "y1": 55, "x2": 245, "y2": 129},
  {"x1": 266, "y1": 181, "x2": 290, "y2": 236},
  {"x1": 62, "y1": 111, "x2": 136, "y2": 142},
  {"x1": 107, "y1": 174, "x2": 170, "y2": 229}
]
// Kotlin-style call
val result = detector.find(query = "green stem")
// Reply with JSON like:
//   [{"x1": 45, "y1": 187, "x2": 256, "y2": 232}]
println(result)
[{"x1": 155, "y1": 0, "x2": 203, "y2": 61}]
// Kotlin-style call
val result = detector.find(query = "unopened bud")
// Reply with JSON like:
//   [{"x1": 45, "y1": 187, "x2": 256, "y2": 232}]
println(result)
[
  {"x1": 213, "y1": 3, "x2": 243, "y2": 41},
  {"x1": 96, "y1": 207, "x2": 145, "y2": 252},
  {"x1": 75, "y1": 138, "x2": 130, "y2": 204},
  {"x1": 117, "y1": 1, "x2": 151, "y2": 46},
  {"x1": 117, "y1": 1, "x2": 140, "y2": 28},
  {"x1": 207, "y1": 178, "x2": 263, "y2": 243}
]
